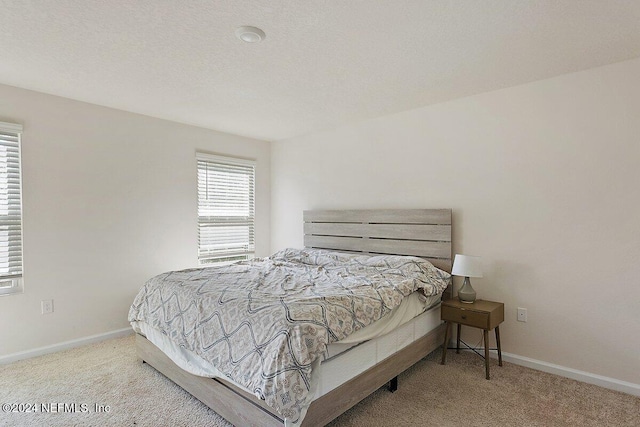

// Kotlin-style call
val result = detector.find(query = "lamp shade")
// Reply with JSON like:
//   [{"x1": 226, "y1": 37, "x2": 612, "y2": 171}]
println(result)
[{"x1": 451, "y1": 254, "x2": 483, "y2": 278}]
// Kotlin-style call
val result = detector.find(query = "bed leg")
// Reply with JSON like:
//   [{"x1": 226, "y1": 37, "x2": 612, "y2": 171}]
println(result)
[{"x1": 388, "y1": 376, "x2": 398, "y2": 392}]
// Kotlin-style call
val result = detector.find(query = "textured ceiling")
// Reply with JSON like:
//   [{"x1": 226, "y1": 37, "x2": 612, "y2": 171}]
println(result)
[{"x1": 1, "y1": 1, "x2": 640, "y2": 141}]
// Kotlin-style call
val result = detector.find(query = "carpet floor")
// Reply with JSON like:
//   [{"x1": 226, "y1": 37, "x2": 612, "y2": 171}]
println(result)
[{"x1": 1, "y1": 334, "x2": 638, "y2": 426}]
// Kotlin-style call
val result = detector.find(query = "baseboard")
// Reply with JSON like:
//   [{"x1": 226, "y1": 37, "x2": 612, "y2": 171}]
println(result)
[
  {"x1": 0, "y1": 327, "x2": 134, "y2": 365},
  {"x1": 452, "y1": 346, "x2": 640, "y2": 398}
]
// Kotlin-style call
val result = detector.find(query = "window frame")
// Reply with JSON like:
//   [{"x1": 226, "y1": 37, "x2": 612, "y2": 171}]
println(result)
[
  {"x1": 0, "y1": 121, "x2": 24, "y2": 297},
  {"x1": 196, "y1": 152, "x2": 256, "y2": 266}
]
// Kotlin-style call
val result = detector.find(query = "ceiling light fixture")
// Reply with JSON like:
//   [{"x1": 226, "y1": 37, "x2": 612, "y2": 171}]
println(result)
[{"x1": 235, "y1": 26, "x2": 266, "y2": 43}]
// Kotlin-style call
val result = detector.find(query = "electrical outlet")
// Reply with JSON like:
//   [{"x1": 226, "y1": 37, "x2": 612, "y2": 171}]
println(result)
[
  {"x1": 41, "y1": 299, "x2": 54, "y2": 314},
  {"x1": 517, "y1": 307, "x2": 527, "y2": 322}
]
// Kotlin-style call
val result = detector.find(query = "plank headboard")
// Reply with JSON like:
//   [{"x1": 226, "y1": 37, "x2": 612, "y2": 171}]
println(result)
[{"x1": 303, "y1": 209, "x2": 452, "y2": 272}]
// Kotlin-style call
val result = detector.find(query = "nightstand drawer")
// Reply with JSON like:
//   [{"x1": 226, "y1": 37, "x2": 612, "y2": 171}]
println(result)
[{"x1": 441, "y1": 305, "x2": 489, "y2": 328}]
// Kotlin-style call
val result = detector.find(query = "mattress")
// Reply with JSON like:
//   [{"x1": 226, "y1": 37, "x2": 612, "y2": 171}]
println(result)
[
  {"x1": 322, "y1": 291, "x2": 441, "y2": 359},
  {"x1": 132, "y1": 291, "x2": 442, "y2": 400},
  {"x1": 317, "y1": 301, "x2": 442, "y2": 397}
]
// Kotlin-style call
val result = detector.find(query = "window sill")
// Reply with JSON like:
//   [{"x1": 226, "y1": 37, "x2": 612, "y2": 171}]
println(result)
[{"x1": 0, "y1": 278, "x2": 24, "y2": 296}]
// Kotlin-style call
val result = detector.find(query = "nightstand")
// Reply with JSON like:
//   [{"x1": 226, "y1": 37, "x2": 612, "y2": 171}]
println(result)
[{"x1": 440, "y1": 299, "x2": 504, "y2": 379}]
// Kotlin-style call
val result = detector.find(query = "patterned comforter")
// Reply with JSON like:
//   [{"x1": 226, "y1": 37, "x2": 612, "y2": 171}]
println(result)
[{"x1": 128, "y1": 248, "x2": 450, "y2": 423}]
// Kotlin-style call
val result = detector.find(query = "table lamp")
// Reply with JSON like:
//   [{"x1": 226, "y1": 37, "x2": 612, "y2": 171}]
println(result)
[{"x1": 452, "y1": 254, "x2": 483, "y2": 303}]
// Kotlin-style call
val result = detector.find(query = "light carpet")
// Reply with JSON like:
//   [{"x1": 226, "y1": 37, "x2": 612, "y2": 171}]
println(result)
[{"x1": 0, "y1": 334, "x2": 638, "y2": 426}]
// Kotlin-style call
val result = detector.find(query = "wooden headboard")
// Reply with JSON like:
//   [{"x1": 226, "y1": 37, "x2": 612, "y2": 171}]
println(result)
[{"x1": 303, "y1": 209, "x2": 452, "y2": 272}]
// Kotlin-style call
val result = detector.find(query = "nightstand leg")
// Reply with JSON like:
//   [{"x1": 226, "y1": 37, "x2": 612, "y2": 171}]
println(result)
[
  {"x1": 495, "y1": 325, "x2": 502, "y2": 366},
  {"x1": 456, "y1": 323, "x2": 461, "y2": 354},
  {"x1": 441, "y1": 321, "x2": 451, "y2": 365},
  {"x1": 484, "y1": 329, "x2": 490, "y2": 380}
]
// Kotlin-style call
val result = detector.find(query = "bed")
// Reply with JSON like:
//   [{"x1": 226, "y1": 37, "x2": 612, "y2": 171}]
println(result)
[{"x1": 131, "y1": 209, "x2": 452, "y2": 426}]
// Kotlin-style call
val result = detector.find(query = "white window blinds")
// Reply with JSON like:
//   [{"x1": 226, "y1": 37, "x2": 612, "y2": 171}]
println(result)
[
  {"x1": 0, "y1": 122, "x2": 23, "y2": 296},
  {"x1": 197, "y1": 153, "x2": 255, "y2": 265}
]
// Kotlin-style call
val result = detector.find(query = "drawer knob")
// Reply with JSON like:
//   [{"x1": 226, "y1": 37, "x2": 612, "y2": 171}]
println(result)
[{"x1": 461, "y1": 315, "x2": 467, "y2": 319}]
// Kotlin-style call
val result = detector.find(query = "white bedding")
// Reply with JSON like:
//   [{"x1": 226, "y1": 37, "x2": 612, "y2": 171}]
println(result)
[
  {"x1": 322, "y1": 291, "x2": 441, "y2": 358},
  {"x1": 130, "y1": 248, "x2": 451, "y2": 425},
  {"x1": 132, "y1": 291, "x2": 442, "y2": 400}
]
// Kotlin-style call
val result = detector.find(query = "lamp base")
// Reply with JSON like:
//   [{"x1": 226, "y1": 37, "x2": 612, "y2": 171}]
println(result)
[{"x1": 458, "y1": 277, "x2": 476, "y2": 303}]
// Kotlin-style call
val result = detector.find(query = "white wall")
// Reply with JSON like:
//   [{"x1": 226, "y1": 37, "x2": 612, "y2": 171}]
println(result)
[
  {"x1": 271, "y1": 58, "x2": 640, "y2": 385},
  {"x1": 0, "y1": 84, "x2": 270, "y2": 356}
]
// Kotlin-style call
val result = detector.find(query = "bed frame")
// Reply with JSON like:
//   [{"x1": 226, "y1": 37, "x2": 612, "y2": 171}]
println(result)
[{"x1": 136, "y1": 208, "x2": 452, "y2": 426}]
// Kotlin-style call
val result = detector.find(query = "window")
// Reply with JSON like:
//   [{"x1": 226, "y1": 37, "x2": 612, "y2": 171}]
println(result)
[
  {"x1": 0, "y1": 122, "x2": 23, "y2": 296},
  {"x1": 197, "y1": 153, "x2": 255, "y2": 265}
]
